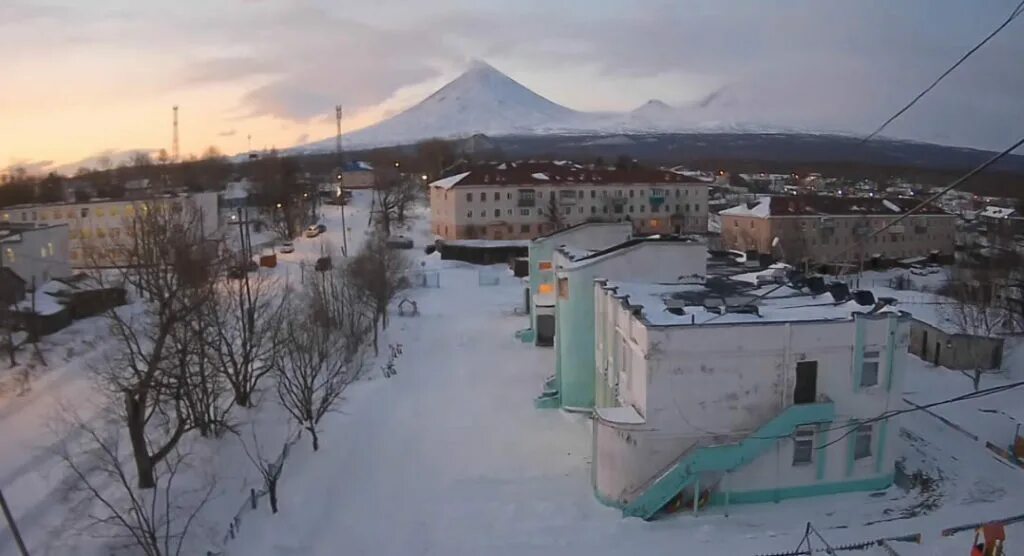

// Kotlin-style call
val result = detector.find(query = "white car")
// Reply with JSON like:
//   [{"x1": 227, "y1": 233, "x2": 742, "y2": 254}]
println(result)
[
  {"x1": 304, "y1": 225, "x2": 321, "y2": 238},
  {"x1": 279, "y1": 241, "x2": 295, "y2": 253}
]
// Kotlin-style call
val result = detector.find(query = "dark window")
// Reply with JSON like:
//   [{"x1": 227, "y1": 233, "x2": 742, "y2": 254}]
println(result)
[
  {"x1": 521, "y1": 224, "x2": 530, "y2": 233},
  {"x1": 628, "y1": 205, "x2": 634, "y2": 213},
  {"x1": 466, "y1": 193, "x2": 473, "y2": 202},
  {"x1": 854, "y1": 425, "x2": 872, "y2": 460},
  {"x1": 493, "y1": 209, "x2": 500, "y2": 217},
  {"x1": 792, "y1": 428, "x2": 815, "y2": 465},
  {"x1": 629, "y1": 190, "x2": 635, "y2": 198},
  {"x1": 494, "y1": 192, "x2": 500, "y2": 201},
  {"x1": 794, "y1": 361, "x2": 817, "y2": 404},
  {"x1": 590, "y1": 190, "x2": 596, "y2": 198},
  {"x1": 591, "y1": 206, "x2": 596, "y2": 214},
  {"x1": 861, "y1": 351, "x2": 880, "y2": 387}
]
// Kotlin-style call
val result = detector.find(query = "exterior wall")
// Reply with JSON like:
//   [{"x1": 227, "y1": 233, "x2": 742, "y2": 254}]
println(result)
[
  {"x1": 908, "y1": 320, "x2": 1004, "y2": 370},
  {"x1": 341, "y1": 170, "x2": 374, "y2": 189},
  {"x1": 592, "y1": 293, "x2": 909, "y2": 507},
  {"x1": 554, "y1": 241, "x2": 707, "y2": 410},
  {"x1": 431, "y1": 182, "x2": 708, "y2": 240},
  {"x1": 527, "y1": 222, "x2": 632, "y2": 332},
  {"x1": 1, "y1": 225, "x2": 71, "y2": 287},
  {"x1": 1, "y1": 192, "x2": 219, "y2": 266},
  {"x1": 720, "y1": 213, "x2": 958, "y2": 262}
]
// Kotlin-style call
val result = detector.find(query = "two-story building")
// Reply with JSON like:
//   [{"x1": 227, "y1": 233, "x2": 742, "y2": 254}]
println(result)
[
  {"x1": 0, "y1": 192, "x2": 219, "y2": 266},
  {"x1": 720, "y1": 196, "x2": 956, "y2": 264},
  {"x1": 535, "y1": 236, "x2": 707, "y2": 410},
  {"x1": 430, "y1": 161, "x2": 708, "y2": 241},
  {"x1": 526, "y1": 221, "x2": 633, "y2": 346},
  {"x1": 0, "y1": 224, "x2": 71, "y2": 298},
  {"x1": 591, "y1": 280, "x2": 909, "y2": 519}
]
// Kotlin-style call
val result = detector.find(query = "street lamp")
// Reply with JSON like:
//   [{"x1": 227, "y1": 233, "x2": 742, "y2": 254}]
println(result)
[
  {"x1": 276, "y1": 203, "x2": 282, "y2": 209},
  {"x1": 394, "y1": 161, "x2": 400, "y2": 168},
  {"x1": 421, "y1": 174, "x2": 428, "y2": 181}
]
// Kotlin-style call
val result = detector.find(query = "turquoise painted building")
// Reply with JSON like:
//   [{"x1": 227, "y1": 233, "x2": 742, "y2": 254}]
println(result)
[
  {"x1": 525, "y1": 222, "x2": 632, "y2": 347},
  {"x1": 537, "y1": 237, "x2": 707, "y2": 411},
  {"x1": 591, "y1": 279, "x2": 910, "y2": 518}
]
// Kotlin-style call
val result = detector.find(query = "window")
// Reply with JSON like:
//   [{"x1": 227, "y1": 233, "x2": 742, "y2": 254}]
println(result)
[
  {"x1": 590, "y1": 190, "x2": 596, "y2": 198},
  {"x1": 792, "y1": 428, "x2": 815, "y2": 465},
  {"x1": 520, "y1": 208, "x2": 530, "y2": 216},
  {"x1": 96, "y1": 207, "x2": 105, "y2": 217},
  {"x1": 861, "y1": 351, "x2": 880, "y2": 387},
  {"x1": 639, "y1": 205, "x2": 646, "y2": 213},
  {"x1": 651, "y1": 204, "x2": 660, "y2": 213},
  {"x1": 854, "y1": 424, "x2": 872, "y2": 460},
  {"x1": 562, "y1": 206, "x2": 571, "y2": 215},
  {"x1": 628, "y1": 205, "x2": 634, "y2": 213},
  {"x1": 466, "y1": 193, "x2": 473, "y2": 202},
  {"x1": 694, "y1": 203, "x2": 700, "y2": 212},
  {"x1": 629, "y1": 189, "x2": 634, "y2": 198},
  {"x1": 493, "y1": 209, "x2": 500, "y2": 218},
  {"x1": 675, "y1": 204, "x2": 680, "y2": 213},
  {"x1": 494, "y1": 192, "x2": 500, "y2": 201},
  {"x1": 40, "y1": 246, "x2": 48, "y2": 257},
  {"x1": 733, "y1": 220, "x2": 739, "y2": 227},
  {"x1": 675, "y1": 189, "x2": 681, "y2": 198},
  {"x1": 603, "y1": 206, "x2": 609, "y2": 214},
  {"x1": 47, "y1": 242, "x2": 54, "y2": 256},
  {"x1": 80, "y1": 207, "x2": 89, "y2": 217},
  {"x1": 557, "y1": 277, "x2": 569, "y2": 299},
  {"x1": 591, "y1": 206, "x2": 596, "y2": 214},
  {"x1": 467, "y1": 211, "x2": 473, "y2": 218},
  {"x1": 538, "y1": 261, "x2": 552, "y2": 271},
  {"x1": 4, "y1": 248, "x2": 14, "y2": 262},
  {"x1": 521, "y1": 224, "x2": 530, "y2": 233},
  {"x1": 685, "y1": 203, "x2": 690, "y2": 212}
]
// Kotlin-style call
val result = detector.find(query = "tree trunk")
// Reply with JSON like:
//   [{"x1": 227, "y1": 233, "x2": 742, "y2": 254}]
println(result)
[
  {"x1": 234, "y1": 387, "x2": 252, "y2": 408},
  {"x1": 309, "y1": 427, "x2": 320, "y2": 452},
  {"x1": 973, "y1": 369, "x2": 982, "y2": 391},
  {"x1": 124, "y1": 392, "x2": 156, "y2": 489},
  {"x1": 372, "y1": 321, "x2": 379, "y2": 356},
  {"x1": 268, "y1": 480, "x2": 279, "y2": 514}
]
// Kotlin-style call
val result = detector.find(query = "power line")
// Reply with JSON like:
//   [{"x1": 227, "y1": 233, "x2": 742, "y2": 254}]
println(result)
[
  {"x1": 704, "y1": 133, "x2": 1024, "y2": 324},
  {"x1": 862, "y1": 0, "x2": 1024, "y2": 143}
]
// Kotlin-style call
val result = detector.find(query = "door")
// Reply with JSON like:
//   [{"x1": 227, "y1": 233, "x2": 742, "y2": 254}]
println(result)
[
  {"x1": 934, "y1": 342, "x2": 941, "y2": 366},
  {"x1": 921, "y1": 330, "x2": 928, "y2": 360},
  {"x1": 794, "y1": 361, "x2": 818, "y2": 404}
]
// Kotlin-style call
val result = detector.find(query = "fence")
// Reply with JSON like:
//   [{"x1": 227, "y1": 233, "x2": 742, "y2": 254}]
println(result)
[{"x1": 406, "y1": 270, "x2": 441, "y2": 288}]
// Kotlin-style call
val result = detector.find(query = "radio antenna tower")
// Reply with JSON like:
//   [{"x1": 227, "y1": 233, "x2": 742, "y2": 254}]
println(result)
[
  {"x1": 172, "y1": 105, "x2": 180, "y2": 162},
  {"x1": 335, "y1": 104, "x2": 348, "y2": 256}
]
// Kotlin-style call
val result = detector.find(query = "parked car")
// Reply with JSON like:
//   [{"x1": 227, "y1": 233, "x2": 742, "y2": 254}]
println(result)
[
  {"x1": 304, "y1": 225, "x2": 321, "y2": 238},
  {"x1": 316, "y1": 223, "x2": 327, "y2": 233},
  {"x1": 279, "y1": 241, "x2": 295, "y2": 253}
]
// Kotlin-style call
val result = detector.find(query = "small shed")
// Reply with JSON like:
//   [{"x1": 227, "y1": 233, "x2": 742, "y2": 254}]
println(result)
[{"x1": 908, "y1": 319, "x2": 1005, "y2": 370}]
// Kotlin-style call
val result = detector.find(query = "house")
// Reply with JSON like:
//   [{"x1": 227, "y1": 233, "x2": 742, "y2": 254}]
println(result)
[
  {"x1": 0, "y1": 192, "x2": 218, "y2": 266},
  {"x1": 220, "y1": 179, "x2": 253, "y2": 210},
  {"x1": 536, "y1": 236, "x2": 707, "y2": 410},
  {"x1": 720, "y1": 196, "x2": 956, "y2": 264},
  {"x1": 429, "y1": 161, "x2": 708, "y2": 240},
  {"x1": 591, "y1": 280, "x2": 909, "y2": 518},
  {"x1": 0, "y1": 224, "x2": 72, "y2": 290},
  {"x1": 339, "y1": 161, "x2": 375, "y2": 190},
  {"x1": 526, "y1": 221, "x2": 632, "y2": 346}
]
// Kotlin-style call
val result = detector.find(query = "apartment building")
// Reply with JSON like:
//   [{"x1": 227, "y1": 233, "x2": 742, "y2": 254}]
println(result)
[
  {"x1": 535, "y1": 236, "x2": 707, "y2": 411},
  {"x1": 430, "y1": 161, "x2": 708, "y2": 240},
  {"x1": 0, "y1": 191, "x2": 219, "y2": 266},
  {"x1": 720, "y1": 196, "x2": 956, "y2": 264},
  {"x1": 0, "y1": 224, "x2": 71, "y2": 292},
  {"x1": 592, "y1": 280, "x2": 909, "y2": 518}
]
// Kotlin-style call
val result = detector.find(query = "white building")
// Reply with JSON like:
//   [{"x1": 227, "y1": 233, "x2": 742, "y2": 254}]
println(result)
[
  {"x1": 0, "y1": 224, "x2": 71, "y2": 290},
  {"x1": 591, "y1": 281, "x2": 909, "y2": 518},
  {"x1": 0, "y1": 192, "x2": 219, "y2": 266}
]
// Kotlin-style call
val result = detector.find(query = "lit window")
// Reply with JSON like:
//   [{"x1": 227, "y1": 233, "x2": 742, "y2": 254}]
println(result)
[
  {"x1": 40, "y1": 247, "x2": 47, "y2": 257},
  {"x1": 47, "y1": 242, "x2": 54, "y2": 256},
  {"x1": 650, "y1": 219, "x2": 659, "y2": 227},
  {"x1": 538, "y1": 261, "x2": 553, "y2": 271},
  {"x1": 96, "y1": 207, "x2": 105, "y2": 217},
  {"x1": 5, "y1": 248, "x2": 14, "y2": 262},
  {"x1": 853, "y1": 424, "x2": 873, "y2": 460},
  {"x1": 792, "y1": 428, "x2": 815, "y2": 465}
]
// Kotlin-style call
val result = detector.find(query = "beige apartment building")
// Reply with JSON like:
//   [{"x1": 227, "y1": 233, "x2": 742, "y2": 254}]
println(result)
[
  {"x1": 720, "y1": 196, "x2": 956, "y2": 263},
  {"x1": 1, "y1": 191, "x2": 219, "y2": 266},
  {"x1": 429, "y1": 162, "x2": 708, "y2": 240}
]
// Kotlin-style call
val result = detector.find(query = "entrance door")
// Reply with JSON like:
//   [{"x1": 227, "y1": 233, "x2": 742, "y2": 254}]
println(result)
[
  {"x1": 934, "y1": 342, "x2": 941, "y2": 366},
  {"x1": 794, "y1": 361, "x2": 818, "y2": 404}
]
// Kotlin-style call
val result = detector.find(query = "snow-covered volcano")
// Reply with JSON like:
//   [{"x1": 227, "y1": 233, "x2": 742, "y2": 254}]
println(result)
[{"x1": 296, "y1": 61, "x2": 797, "y2": 153}]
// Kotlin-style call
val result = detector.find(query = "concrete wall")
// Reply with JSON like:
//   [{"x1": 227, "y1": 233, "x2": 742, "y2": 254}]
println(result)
[
  {"x1": 908, "y1": 320, "x2": 1004, "y2": 370},
  {"x1": 1, "y1": 225, "x2": 71, "y2": 287},
  {"x1": 431, "y1": 182, "x2": 708, "y2": 240},
  {"x1": 554, "y1": 240, "x2": 707, "y2": 410},
  {"x1": 592, "y1": 292, "x2": 909, "y2": 506}
]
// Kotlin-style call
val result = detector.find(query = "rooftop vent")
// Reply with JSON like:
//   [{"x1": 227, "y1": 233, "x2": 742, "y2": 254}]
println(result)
[
  {"x1": 828, "y1": 282, "x2": 851, "y2": 303},
  {"x1": 852, "y1": 290, "x2": 876, "y2": 306}
]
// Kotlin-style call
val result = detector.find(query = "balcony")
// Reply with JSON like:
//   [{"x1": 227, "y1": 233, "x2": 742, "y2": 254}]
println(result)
[{"x1": 517, "y1": 198, "x2": 536, "y2": 208}]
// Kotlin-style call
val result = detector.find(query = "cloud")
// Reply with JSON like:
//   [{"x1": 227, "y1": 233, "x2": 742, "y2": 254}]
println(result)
[{"x1": 218, "y1": 129, "x2": 238, "y2": 137}]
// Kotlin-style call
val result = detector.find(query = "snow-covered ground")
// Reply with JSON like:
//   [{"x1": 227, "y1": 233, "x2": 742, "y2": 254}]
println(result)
[{"x1": 2, "y1": 191, "x2": 1024, "y2": 555}]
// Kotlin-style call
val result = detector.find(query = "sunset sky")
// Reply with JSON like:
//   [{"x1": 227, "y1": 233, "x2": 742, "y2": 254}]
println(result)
[{"x1": 3, "y1": 0, "x2": 1022, "y2": 174}]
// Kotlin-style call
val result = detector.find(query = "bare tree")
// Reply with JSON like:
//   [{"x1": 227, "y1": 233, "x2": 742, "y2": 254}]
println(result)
[
  {"x1": 347, "y1": 237, "x2": 411, "y2": 354},
  {"x1": 370, "y1": 168, "x2": 417, "y2": 235},
  {"x1": 0, "y1": 302, "x2": 18, "y2": 367},
  {"x1": 941, "y1": 279, "x2": 1004, "y2": 390},
  {"x1": 169, "y1": 317, "x2": 233, "y2": 438},
  {"x1": 56, "y1": 408, "x2": 214, "y2": 556},
  {"x1": 543, "y1": 194, "x2": 564, "y2": 231},
  {"x1": 203, "y1": 273, "x2": 287, "y2": 408},
  {"x1": 90, "y1": 201, "x2": 222, "y2": 488},
  {"x1": 275, "y1": 273, "x2": 373, "y2": 452},
  {"x1": 239, "y1": 425, "x2": 299, "y2": 514}
]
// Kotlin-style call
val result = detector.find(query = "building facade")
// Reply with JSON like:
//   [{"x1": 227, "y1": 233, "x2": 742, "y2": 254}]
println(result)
[
  {"x1": 526, "y1": 222, "x2": 633, "y2": 346},
  {"x1": 536, "y1": 237, "x2": 707, "y2": 411},
  {"x1": 720, "y1": 196, "x2": 956, "y2": 263},
  {"x1": 592, "y1": 282, "x2": 909, "y2": 517},
  {"x1": 1, "y1": 192, "x2": 219, "y2": 266},
  {"x1": 0, "y1": 224, "x2": 71, "y2": 290},
  {"x1": 430, "y1": 162, "x2": 708, "y2": 241}
]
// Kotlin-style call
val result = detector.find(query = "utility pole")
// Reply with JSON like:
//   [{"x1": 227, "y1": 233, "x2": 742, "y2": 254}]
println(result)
[
  {"x1": 172, "y1": 106, "x2": 180, "y2": 163},
  {"x1": 0, "y1": 487, "x2": 30, "y2": 556},
  {"x1": 336, "y1": 105, "x2": 348, "y2": 257}
]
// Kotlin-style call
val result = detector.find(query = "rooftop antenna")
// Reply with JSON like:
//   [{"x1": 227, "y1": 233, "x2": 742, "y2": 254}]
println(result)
[{"x1": 172, "y1": 105, "x2": 180, "y2": 162}]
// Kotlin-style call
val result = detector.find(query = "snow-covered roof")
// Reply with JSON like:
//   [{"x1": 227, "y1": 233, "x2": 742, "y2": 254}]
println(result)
[
  {"x1": 557, "y1": 236, "x2": 705, "y2": 268},
  {"x1": 719, "y1": 196, "x2": 772, "y2": 218},
  {"x1": 428, "y1": 171, "x2": 472, "y2": 190},
  {"x1": 979, "y1": 206, "x2": 1018, "y2": 219},
  {"x1": 531, "y1": 172, "x2": 549, "y2": 180},
  {"x1": 718, "y1": 195, "x2": 952, "y2": 218}
]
